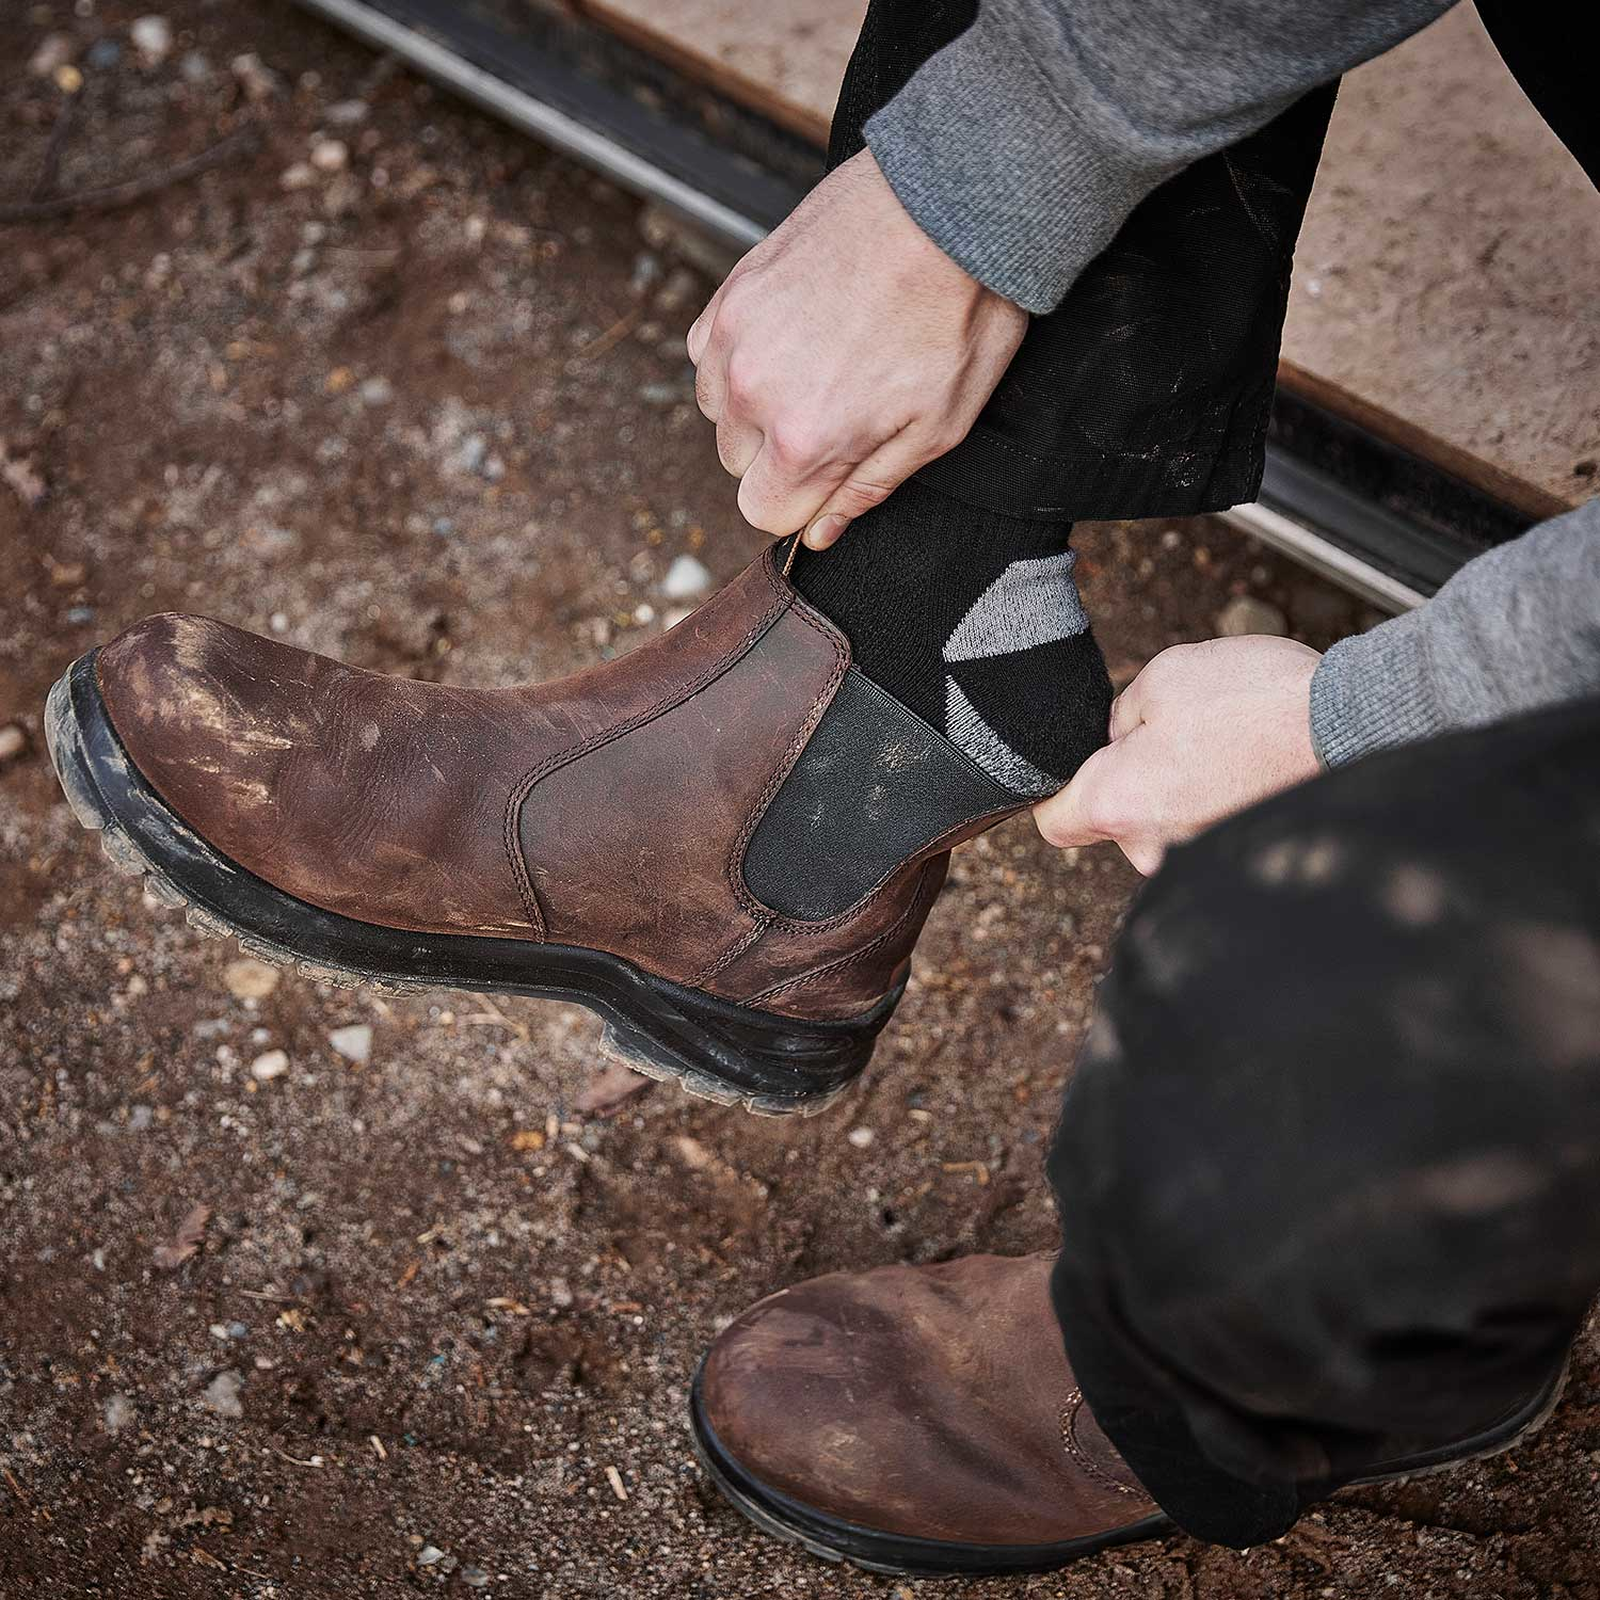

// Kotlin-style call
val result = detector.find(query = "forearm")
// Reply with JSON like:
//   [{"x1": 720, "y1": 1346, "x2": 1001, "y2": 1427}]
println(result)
[
  {"x1": 866, "y1": 0, "x2": 1457, "y2": 312},
  {"x1": 1310, "y1": 498, "x2": 1600, "y2": 765}
]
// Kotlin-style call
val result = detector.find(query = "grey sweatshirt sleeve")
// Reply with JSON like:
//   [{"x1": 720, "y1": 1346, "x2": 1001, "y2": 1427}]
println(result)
[
  {"x1": 865, "y1": 0, "x2": 1456, "y2": 312},
  {"x1": 1310, "y1": 498, "x2": 1600, "y2": 766}
]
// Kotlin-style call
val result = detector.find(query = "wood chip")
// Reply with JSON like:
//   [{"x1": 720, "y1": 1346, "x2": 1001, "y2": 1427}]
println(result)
[
  {"x1": 575, "y1": 1062, "x2": 651, "y2": 1115},
  {"x1": 604, "y1": 1465, "x2": 628, "y2": 1501},
  {"x1": 153, "y1": 1203, "x2": 212, "y2": 1270}
]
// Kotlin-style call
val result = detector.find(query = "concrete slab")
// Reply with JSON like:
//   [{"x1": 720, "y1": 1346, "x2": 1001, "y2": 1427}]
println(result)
[
  {"x1": 1284, "y1": 4, "x2": 1600, "y2": 513},
  {"x1": 579, "y1": 0, "x2": 865, "y2": 145}
]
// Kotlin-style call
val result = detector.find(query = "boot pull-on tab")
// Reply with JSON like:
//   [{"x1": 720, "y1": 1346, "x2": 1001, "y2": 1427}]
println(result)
[{"x1": 782, "y1": 530, "x2": 803, "y2": 578}]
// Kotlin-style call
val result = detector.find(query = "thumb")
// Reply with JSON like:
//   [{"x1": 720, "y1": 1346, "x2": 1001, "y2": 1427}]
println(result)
[
  {"x1": 1032, "y1": 739, "x2": 1125, "y2": 850},
  {"x1": 799, "y1": 425, "x2": 929, "y2": 551}
]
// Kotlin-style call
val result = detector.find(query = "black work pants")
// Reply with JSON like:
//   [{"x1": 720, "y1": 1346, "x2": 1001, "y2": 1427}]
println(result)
[{"x1": 1049, "y1": 697, "x2": 1600, "y2": 1545}]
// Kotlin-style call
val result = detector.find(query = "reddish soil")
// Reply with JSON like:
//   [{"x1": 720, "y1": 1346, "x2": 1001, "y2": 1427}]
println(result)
[{"x1": 2, "y1": 3, "x2": 1596, "y2": 1595}]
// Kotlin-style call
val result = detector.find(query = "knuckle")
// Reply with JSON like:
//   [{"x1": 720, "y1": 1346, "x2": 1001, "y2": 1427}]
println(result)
[
  {"x1": 723, "y1": 355, "x2": 763, "y2": 413},
  {"x1": 765, "y1": 421, "x2": 826, "y2": 472},
  {"x1": 834, "y1": 476, "x2": 894, "y2": 515}
]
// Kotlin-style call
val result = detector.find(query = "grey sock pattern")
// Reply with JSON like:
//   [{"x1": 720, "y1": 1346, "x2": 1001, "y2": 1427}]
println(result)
[
  {"x1": 941, "y1": 552, "x2": 1091, "y2": 794},
  {"x1": 943, "y1": 552, "x2": 1089, "y2": 661},
  {"x1": 944, "y1": 679, "x2": 1062, "y2": 795}
]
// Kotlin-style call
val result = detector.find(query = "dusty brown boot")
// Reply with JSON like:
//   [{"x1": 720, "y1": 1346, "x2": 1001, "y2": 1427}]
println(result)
[
  {"x1": 692, "y1": 1253, "x2": 1169, "y2": 1575},
  {"x1": 693, "y1": 1252, "x2": 1570, "y2": 1574},
  {"x1": 45, "y1": 547, "x2": 1021, "y2": 1113}
]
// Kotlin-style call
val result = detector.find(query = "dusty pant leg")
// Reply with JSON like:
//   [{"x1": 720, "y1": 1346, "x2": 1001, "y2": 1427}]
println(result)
[
  {"x1": 828, "y1": 0, "x2": 1338, "y2": 522},
  {"x1": 1047, "y1": 695, "x2": 1600, "y2": 1547}
]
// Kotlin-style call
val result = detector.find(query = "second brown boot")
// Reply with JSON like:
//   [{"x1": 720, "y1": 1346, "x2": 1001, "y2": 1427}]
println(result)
[
  {"x1": 692, "y1": 1252, "x2": 1567, "y2": 1575},
  {"x1": 45, "y1": 547, "x2": 1022, "y2": 1114}
]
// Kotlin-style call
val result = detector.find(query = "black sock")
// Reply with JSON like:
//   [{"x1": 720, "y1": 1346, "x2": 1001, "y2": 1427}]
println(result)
[{"x1": 789, "y1": 478, "x2": 1111, "y2": 798}]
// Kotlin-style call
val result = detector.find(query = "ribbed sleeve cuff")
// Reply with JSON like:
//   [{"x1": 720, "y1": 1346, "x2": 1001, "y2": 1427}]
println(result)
[
  {"x1": 862, "y1": 21, "x2": 1135, "y2": 313},
  {"x1": 1309, "y1": 618, "x2": 1449, "y2": 768}
]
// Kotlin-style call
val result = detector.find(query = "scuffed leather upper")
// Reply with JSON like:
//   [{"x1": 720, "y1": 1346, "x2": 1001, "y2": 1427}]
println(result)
[
  {"x1": 698, "y1": 1253, "x2": 1159, "y2": 1546},
  {"x1": 96, "y1": 549, "x2": 995, "y2": 1021}
]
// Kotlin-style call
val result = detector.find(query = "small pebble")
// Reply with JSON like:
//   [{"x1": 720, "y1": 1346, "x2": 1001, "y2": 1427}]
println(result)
[
  {"x1": 250, "y1": 1049, "x2": 289, "y2": 1081},
  {"x1": 129, "y1": 15, "x2": 172, "y2": 64},
  {"x1": 310, "y1": 138, "x2": 349, "y2": 173},
  {"x1": 178, "y1": 49, "x2": 209, "y2": 82},
  {"x1": 231, "y1": 52, "x2": 283, "y2": 101},
  {"x1": 847, "y1": 1126, "x2": 875, "y2": 1149},
  {"x1": 661, "y1": 554, "x2": 711, "y2": 600},
  {"x1": 460, "y1": 1568, "x2": 489, "y2": 1589},
  {"x1": 224, "y1": 957, "x2": 279, "y2": 1000},
  {"x1": 328, "y1": 1023, "x2": 372, "y2": 1064},
  {"x1": 322, "y1": 172, "x2": 362, "y2": 217},
  {"x1": 358, "y1": 376, "x2": 393, "y2": 406},
  {"x1": 0, "y1": 723, "x2": 28, "y2": 765},
  {"x1": 103, "y1": 1393, "x2": 135, "y2": 1434},
  {"x1": 203, "y1": 1370, "x2": 244, "y2": 1419},
  {"x1": 417, "y1": 1546, "x2": 446, "y2": 1568},
  {"x1": 280, "y1": 162, "x2": 316, "y2": 191},
  {"x1": 325, "y1": 98, "x2": 369, "y2": 125},
  {"x1": 29, "y1": 34, "x2": 75, "y2": 77},
  {"x1": 655, "y1": 266, "x2": 699, "y2": 313},
  {"x1": 628, "y1": 251, "x2": 662, "y2": 297},
  {"x1": 1215, "y1": 595, "x2": 1288, "y2": 638}
]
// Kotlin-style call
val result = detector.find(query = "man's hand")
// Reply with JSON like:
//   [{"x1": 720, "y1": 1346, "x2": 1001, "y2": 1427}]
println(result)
[
  {"x1": 1034, "y1": 637, "x2": 1322, "y2": 874},
  {"x1": 686, "y1": 149, "x2": 1026, "y2": 549}
]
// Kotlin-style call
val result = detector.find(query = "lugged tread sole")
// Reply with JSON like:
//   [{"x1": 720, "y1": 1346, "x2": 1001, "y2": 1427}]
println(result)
[{"x1": 45, "y1": 653, "x2": 900, "y2": 1116}]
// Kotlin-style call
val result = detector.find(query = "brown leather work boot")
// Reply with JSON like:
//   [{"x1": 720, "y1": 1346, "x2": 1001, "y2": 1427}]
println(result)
[
  {"x1": 45, "y1": 547, "x2": 1021, "y2": 1113},
  {"x1": 693, "y1": 1254, "x2": 1169, "y2": 1575},
  {"x1": 692, "y1": 1253, "x2": 1567, "y2": 1575}
]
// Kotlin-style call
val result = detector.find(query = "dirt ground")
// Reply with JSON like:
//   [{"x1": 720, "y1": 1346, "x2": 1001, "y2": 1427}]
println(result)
[{"x1": 2, "y1": 3, "x2": 1596, "y2": 1596}]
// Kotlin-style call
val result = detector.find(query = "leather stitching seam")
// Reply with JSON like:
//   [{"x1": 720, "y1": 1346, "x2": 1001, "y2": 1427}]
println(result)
[
  {"x1": 741, "y1": 860, "x2": 941, "y2": 1008},
  {"x1": 1060, "y1": 1389, "x2": 1139, "y2": 1498},
  {"x1": 691, "y1": 910, "x2": 772, "y2": 991},
  {"x1": 722, "y1": 601, "x2": 850, "y2": 924}
]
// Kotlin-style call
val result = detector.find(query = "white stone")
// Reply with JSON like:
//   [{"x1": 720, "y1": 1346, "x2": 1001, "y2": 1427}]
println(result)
[
  {"x1": 328, "y1": 1024, "x2": 372, "y2": 1064},
  {"x1": 130, "y1": 16, "x2": 172, "y2": 63},
  {"x1": 847, "y1": 1126, "x2": 875, "y2": 1149},
  {"x1": 30, "y1": 34, "x2": 76, "y2": 77},
  {"x1": 661, "y1": 554, "x2": 711, "y2": 600},
  {"x1": 204, "y1": 1370, "x2": 244, "y2": 1419},
  {"x1": 280, "y1": 163, "x2": 316, "y2": 191},
  {"x1": 224, "y1": 957, "x2": 279, "y2": 1000},
  {"x1": 309, "y1": 139, "x2": 348, "y2": 173},
  {"x1": 250, "y1": 1049, "x2": 289, "y2": 1081}
]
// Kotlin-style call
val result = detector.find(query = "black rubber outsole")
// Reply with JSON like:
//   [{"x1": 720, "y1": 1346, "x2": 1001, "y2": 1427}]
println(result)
[
  {"x1": 688, "y1": 1357, "x2": 1567, "y2": 1577},
  {"x1": 45, "y1": 652, "x2": 899, "y2": 1116}
]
